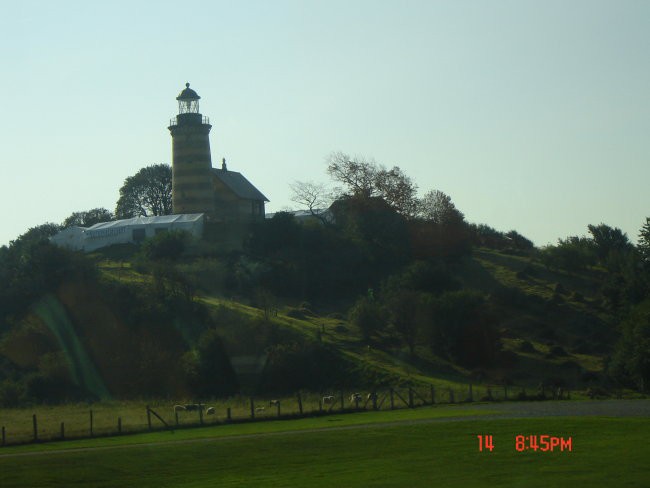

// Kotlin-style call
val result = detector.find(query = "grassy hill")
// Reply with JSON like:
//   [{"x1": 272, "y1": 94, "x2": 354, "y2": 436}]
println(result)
[
  {"x1": 90, "y1": 245, "x2": 614, "y2": 394},
  {"x1": 0, "y1": 233, "x2": 624, "y2": 409}
]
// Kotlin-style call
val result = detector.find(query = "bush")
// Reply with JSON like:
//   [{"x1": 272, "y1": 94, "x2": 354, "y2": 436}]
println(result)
[
  {"x1": 348, "y1": 297, "x2": 386, "y2": 341},
  {"x1": 422, "y1": 290, "x2": 501, "y2": 367},
  {"x1": 518, "y1": 340, "x2": 536, "y2": 353},
  {"x1": 141, "y1": 231, "x2": 188, "y2": 261},
  {"x1": 259, "y1": 341, "x2": 353, "y2": 393},
  {"x1": 286, "y1": 308, "x2": 307, "y2": 319},
  {"x1": 548, "y1": 345, "x2": 568, "y2": 357},
  {"x1": 0, "y1": 380, "x2": 24, "y2": 407},
  {"x1": 182, "y1": 329, "x2": 238, "y2": 397},
  {"x1": 570, "y1": 291, "x2": 584, "y2": 302}
]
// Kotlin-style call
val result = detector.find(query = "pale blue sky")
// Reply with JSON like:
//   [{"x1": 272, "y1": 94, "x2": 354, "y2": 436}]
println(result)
[{"x1": 1, "y1": 0, "x2": 648, "y2": 246}]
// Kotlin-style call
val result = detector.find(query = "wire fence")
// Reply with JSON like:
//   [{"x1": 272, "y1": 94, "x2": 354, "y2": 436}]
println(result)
[{"x1": 0, "y1": 384, "x2": 570, "y2": 447}]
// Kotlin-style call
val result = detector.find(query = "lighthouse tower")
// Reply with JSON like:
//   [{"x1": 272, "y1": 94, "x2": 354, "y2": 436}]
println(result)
[{"x1": 168, "y1": 83, "x2": 214, "y2": 215}]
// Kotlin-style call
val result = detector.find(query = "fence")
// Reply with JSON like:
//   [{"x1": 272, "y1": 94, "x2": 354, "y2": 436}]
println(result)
[{"x1": 0, "y1": 384, "x2": 570, "y2": 447}]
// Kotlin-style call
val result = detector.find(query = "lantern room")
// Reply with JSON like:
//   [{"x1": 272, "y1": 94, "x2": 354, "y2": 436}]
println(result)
[{"x1": 176, "y1": 82, "x2": 201, "y2": 114}]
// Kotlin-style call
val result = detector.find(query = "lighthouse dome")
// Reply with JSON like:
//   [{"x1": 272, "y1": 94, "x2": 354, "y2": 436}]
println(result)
[{"x1": 176, "y1": 83, "x2": 200, "y2": 101}]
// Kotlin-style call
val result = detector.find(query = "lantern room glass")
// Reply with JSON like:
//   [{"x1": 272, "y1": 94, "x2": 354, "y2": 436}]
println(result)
[{"x1": 178, "y1": 99, "x2": 200, "y2": 114}]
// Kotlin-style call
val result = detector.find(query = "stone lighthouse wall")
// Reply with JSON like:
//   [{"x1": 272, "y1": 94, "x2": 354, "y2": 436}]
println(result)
[{"x1": 170, "y1": 119, "x2": 214, "y2": 215}]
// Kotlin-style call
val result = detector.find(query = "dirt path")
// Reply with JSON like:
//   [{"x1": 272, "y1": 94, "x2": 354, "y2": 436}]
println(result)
[{"x1": 1, "y1": 399, "x2": 647, "y2": 459}]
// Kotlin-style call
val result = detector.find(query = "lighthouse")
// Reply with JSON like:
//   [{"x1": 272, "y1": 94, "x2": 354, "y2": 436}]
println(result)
[{"x1": 168, "y1": 83, "x2": 215, "y2": 215}]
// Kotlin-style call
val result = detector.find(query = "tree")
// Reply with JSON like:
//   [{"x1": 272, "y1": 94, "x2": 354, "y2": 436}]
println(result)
[
  {"x1": 63, "y1": 208, "x2": 113, "y2": 228},
  {"x1": 375, "y1": 166, "x2": 419, "y2": 218},
  {"x1": 348, "y1": 295, "x2": 386, "y2": 342},
  {"x1": 609, "y1": 298, "x2": 650, "y2": 391},
  {"x1": 638, "y1": 218, "x2": 650, "y2": 263},
  {"x1": 327, "y1": 152, "x2": 378, "y2": 198},
  {"x1": 505, "y1": 230, "x2": 534, "y2": 250},
  {"x1": 539, "y1": 236, "x2": 596, "y2": 273},
  {"x1": 326, "y1": 152, "x2": 419, "y2": 217},
  {"x1": 182, "y1": 329, "x2": 238, "y2": 397},
  {"x1": 417, "y1": 190, "x2": 464, "y2": 225},
  {"x1": 587, "y1": 223, "x2": 633, "y2": 265},
  {"x1": 388, "y1": 290, "x2": 420, "y2": 355},
  {"x1": 422, "y1": 290, "x2": 500, "y2": 367},
  {"x1": 115, "y1": 164, "x2": 172, "y2": 219},
  {"x1": 9, "y1": 223, "x2": 61, "y2": 247},
  {"x1": 289, "y1": 180, "x2": 332, "y2": 221}
]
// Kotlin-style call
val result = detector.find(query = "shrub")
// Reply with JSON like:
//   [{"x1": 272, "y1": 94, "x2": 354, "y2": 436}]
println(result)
[
  {"x1": 518, "y1": 340, "x2": 536, "y2": 353},
  {"x1": 548, "y1": 345, "x2": 568, "y2": 357},
  {"x1": 259, "y1": 341, "x2": 353, "y2": 393},
  {"x1": 182, "y1": 329, "x2": 238, "y2": 397},
  {"x1": 286, "y1": 308, "x2": 306, "y2": 319},
  {"x1": 570, "y1": 291, "x2": 584, "y2": 302},
  {"x1": 0, "y1": 380, "x2": 24, "y2": 407},
  {"x1": 141, "y1": 231, "x2": 188, "y2": 261},
  {"x1": 348, "y1": 297, "x2": 386, "y2": 342}
]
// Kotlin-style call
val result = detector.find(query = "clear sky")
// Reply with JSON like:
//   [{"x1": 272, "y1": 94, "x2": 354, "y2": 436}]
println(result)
[{"x1": 1, "y1": 0, "x2": 648, "y2": 247}]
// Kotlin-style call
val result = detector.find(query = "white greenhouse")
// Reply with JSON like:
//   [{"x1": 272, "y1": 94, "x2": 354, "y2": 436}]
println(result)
[{"x1": 50, "y1": 214, "x2": 205, "y2": 252}]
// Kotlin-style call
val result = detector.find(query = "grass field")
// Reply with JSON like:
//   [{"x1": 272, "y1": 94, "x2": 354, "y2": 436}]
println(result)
[
  {"x1": 1, "y1": 405, "x2": 648, "y2": 487},
  {"x1": 1, "y1": 386, "x2": 531, "y2": 446}
]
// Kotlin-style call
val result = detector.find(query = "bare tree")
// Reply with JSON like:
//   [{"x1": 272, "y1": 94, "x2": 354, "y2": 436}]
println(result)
[{"x1": 289, "y1": 180, "x2": 332, "y2": 219}]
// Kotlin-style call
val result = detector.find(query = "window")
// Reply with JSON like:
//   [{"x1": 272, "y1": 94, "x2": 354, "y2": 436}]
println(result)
[
  {"x1": 252, "y1": 201, "x2": 262, "y2": 216},
  {"x1": 132, "y1": 228, "x2": 146, "y2": 242}
]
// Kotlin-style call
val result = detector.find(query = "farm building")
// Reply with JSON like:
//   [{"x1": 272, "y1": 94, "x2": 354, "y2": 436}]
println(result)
[{"x1": 50, "y1": 213, "x2": 204, "y2": 252}]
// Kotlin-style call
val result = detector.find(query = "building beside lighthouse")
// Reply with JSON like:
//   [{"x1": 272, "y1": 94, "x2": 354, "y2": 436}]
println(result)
[{"x1": 169, "y1": 83, "x2": 268, "y2": 223}]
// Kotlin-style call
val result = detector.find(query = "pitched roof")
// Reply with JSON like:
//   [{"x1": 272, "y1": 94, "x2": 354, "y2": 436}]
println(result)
[
  {"x1": 85, "y1": 213, "x2": 204, "y2": 233},
  {"x1": 212, "y1": 168, "x2": 269, "y2": 202}
]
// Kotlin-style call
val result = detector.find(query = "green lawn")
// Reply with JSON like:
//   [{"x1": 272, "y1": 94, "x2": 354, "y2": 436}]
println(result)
[{"x1": 1, "y1": 409, "x2": 647, "y2": 487}]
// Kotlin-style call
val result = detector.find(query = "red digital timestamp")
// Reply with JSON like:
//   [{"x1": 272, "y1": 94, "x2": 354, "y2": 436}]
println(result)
[{"x1": 477, "y1": 435, "x2": 573, "y2": 452}]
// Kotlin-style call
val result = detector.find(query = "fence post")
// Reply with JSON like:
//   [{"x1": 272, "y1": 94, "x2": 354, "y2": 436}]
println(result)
[
  {"x1": 354, "y1": 395, "x2": 360, "y2": 410},
  {"x1": 430, "y1": 385, "x2": 435, "y2": 405},
  {"x1": 276, "y1": 401, "x2": 281, "y2": 418},
  {"x1": 175, "y1": 410, "x2": 179, "y2": 426},
  {"x1": 32, "y1": 414, "x2": 38, "y2": 442},
  {"x1": 250, "y1": 398, "x2": 255, "y2": 419},
  {"x1": 199, "y1": 404, "x2": 204, "y2": 425},
  {"x1": 297, "y1": 393, "x2": 303, "y2": 415},
  {"x1": 449, "y1": 388, "x2": 455, "y2": 403},
  {"x1": 372, "y1": 391, "x2": 378, "y2": 411},
  {"x1": 318, "y1": 398, "x2": 323, "y2": 413},
  {"x1": 390, "y1": 388, "x2": 395, "y2": 410},
  {"x1": 1, "y1": 426, "x2": 4, "y2": 446},
  {"x1": 146, "y1": 406, "x2": 152, "y2": 430},
  {"x1": 468, "y1": 384, "x2": 473, "y2": 402},
  {"x1": 408, "y1": 388, "x2": 414, "y2": 408},
  {"x1": 118, "y1": 417, "x2": 122, "y2": 435},
  {"x1": 339, "y1": 391, "x2": 344, "y2": 411},
  {"x1": 89, "y1": 410, "x2": 94, "y2": 437},
  {"x1": 60, "y1": 422, "x2": 65, "y2": 440},
  {"x1": 227, "y1": 407, "x2": 231, "y2": 421}
]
